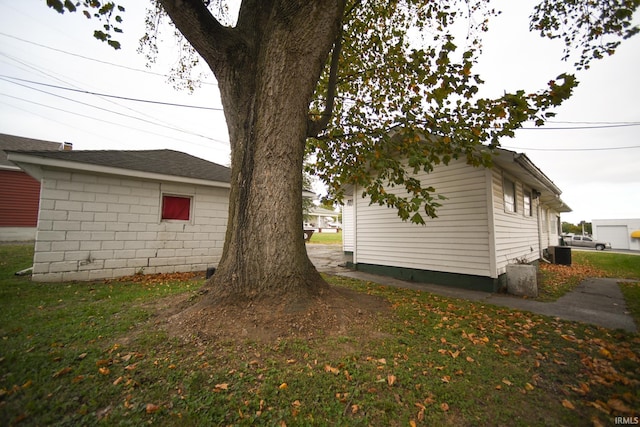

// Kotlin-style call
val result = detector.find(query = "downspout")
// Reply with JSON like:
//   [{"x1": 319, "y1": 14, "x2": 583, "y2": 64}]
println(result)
[
  {"x1": 352, "y1": 184, "x2": 358, "y2": 265},
  {"x1": 485, "y1": 168, "x2": 497, "y2": 278},
  {"x1": 537, "y1": 201, "x2": 544, "y2": 260}
]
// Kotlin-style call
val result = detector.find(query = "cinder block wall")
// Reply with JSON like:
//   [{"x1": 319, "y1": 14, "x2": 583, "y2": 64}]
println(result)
[{"x1": 32, "y1": 169, "x2": 228, "y2": 282}]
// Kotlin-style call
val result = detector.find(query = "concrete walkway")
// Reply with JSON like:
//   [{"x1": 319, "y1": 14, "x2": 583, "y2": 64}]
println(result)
[{"x1": 306, "y1": 244, "x2": 637, "y2": 333}]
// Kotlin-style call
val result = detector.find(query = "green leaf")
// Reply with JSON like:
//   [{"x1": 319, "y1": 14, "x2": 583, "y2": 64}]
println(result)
[
  {"x1": 93, "y1": 30, "x2": 108, "y2": 42},
  {"x1": 46, "y1": 0, "x2": 65, "y2": 14},
  {"x1": 63, "y1": 0, "x2": 76, "y2": 12}
]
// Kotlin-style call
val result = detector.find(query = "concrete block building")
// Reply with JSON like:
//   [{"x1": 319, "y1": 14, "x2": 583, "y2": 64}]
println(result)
[{"x1": 7, "y1": 148, "x2": 230, "y2": 282}]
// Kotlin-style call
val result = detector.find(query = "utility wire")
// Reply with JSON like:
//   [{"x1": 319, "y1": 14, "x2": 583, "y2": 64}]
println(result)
[
  {"x1": 0, "y1": 31, "x2": 218, "y2": 86},
  {"x1": 0, "y1": 75, "x2": 224, "y2": 111},
  {"x1": 518, "y1": 123, "x2": 640, "y2": 130},
  {"x1": 0, "y1": 94, "x2": 229, "y2": 150},
  {"x1": 0, "y1": 53, "x2": 221, "y2": 139},
  {"x1": 501, "y1": 144, "x2": 640, "y2": 151},
  {"x1": 0, "y1": 80, "x2": 228, "y2": 145},
  {"x1": 545, "y1": 120, "x2": 640, "y2": 125}
]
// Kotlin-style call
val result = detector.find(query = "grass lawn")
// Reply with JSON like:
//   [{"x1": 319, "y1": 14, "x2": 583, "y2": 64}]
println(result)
[
  {"x1": 308, "y1": 231, "x2": 342, "y2": 245},
  {"x1": 1, "y1": 245, "x2": 638, "y2": 426},
  {"x1": 537, "y1": 251, "x2": 640, "y2": 301}
]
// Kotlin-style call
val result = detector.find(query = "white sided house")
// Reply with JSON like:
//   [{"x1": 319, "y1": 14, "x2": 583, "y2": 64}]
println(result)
[
  {"x1": 342, "y1": 148, "x2": 571, "y2": 292},
  {"x1": 7, "y1": 149, "x2": 230, "y2": 282}
]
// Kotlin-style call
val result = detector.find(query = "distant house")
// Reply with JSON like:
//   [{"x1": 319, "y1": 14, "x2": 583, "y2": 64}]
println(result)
[
  {"x1": 306, "y1": 206, "x2": 340, "y2": 232},
  {"x1": 342, "y1": 148, "x2": 571, "y2": 292},
  {"x1": 7, "y1": 148, "x2": 230, "y2": 282},
  {"x1": 592, "y1": 219, "x2": 640, "y2": 251},
  {"x1": 0, "y1": 134, "x2": 71, "y2": 241}
]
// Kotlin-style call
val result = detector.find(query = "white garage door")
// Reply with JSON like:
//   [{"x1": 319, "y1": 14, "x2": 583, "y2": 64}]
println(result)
[{"x1": 597, "y1": 226, "x2": 629, "y2": 249}]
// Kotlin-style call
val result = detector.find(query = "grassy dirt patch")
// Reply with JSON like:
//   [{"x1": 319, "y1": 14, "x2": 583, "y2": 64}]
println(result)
[{"x1": 1, "y1": 245, "x2": 639, "y2": 426}]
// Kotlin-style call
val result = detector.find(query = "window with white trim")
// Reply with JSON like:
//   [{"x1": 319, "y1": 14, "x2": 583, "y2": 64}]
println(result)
[
  {"x1": 523, "y1": 190, "x2": 532, "y2": 217},
  {"x1": 161, "y1": 195, "x2": 192, "y2": 221},
  {"x1": 503, "y1": 176, "x2": 516, "y2": 213}
]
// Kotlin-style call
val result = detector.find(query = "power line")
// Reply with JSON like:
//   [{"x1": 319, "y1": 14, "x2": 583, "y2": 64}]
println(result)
[
  {"x1": 501, "y1": 144, "x2": 640, "y2": 152},
  {"x1": 518, "y1": 123, "x2": 640, "y2": 130},
  {"x1": 546, "y1": 120, "x2": 640, "y2": 125},
  {"x1": 0, "y1": 31, "x2": 218, "y2": 86},
  {"x1": 0, "y1": 77, "x2": 225, "y2": 142},
  {"x1": 0, "y1": 53, "x2": 222, "y2": 140},
  {"x1": 0, "y1": 75, "x2": 224, "y2": 111},
  {"x1": 0, "y1": 94, "x2": 230, "y2": 150}
]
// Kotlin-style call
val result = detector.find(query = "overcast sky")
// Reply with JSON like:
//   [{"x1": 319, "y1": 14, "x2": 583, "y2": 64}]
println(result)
[{"x1": 0, "y1": 0, "x2": 638, "y2": 225}]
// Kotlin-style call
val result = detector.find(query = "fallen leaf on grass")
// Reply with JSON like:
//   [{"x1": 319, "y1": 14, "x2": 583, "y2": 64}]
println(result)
[
  {"x1": 12, "y1": 414, "x2": 27, "y2": 424},
  {"x1": 415, "y1": 402, "x2": 426, "y2": 421},
  {"x1": 502, "y1": 379, "x2": 512, "y2": 386},
  {"x1": 607, "y1": 398, "x2": 634, "y2": 414},
  {"x1": 569, "y1": 382, "x2": 590, "y2": 395},
  {"x1": 525, "y1": 383, "x2": 535, "y2": 391},
  {"x1": 324, "y1": 365, "x2": 340, "y2": 375},
  {"x1": 561, "y1": 399, "x2": 575, "y2": 410},
  {"x1": 598, "y1": 347, "x2": 612, "y2": 359},
  {"x1": 98, "y1": 367, "x2": 110, "y2": 375},
  {"x1": 52, "y1": 367, "x2": 72, "y2": 378},
  {"x1": 145, "y1": 403, "x2": 161, "y2": 414},
  {"x1": 387, "y1": 375, "x2": 396, "y2": 386},
  {"x1": 587, "y1": 400, "x2": 610, "y2": 414},
  {"x1": 440, "y1": 402, "x2": 449, "y2": 411},
  {"x1": 214, "y1": 383, "x2": 229, "y2": 391},
  {"x1": 279, "y1": 383, "x2": 288, "y2": 390}
]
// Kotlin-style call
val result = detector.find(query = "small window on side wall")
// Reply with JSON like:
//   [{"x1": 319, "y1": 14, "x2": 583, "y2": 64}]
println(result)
[
  {"x1": 161, "y1": 195, "x2": 191, "y2": 221},
  {"x1": 523, "y1": 190, "x2": 532, "y2": 217},
  {"x1": 503, "y1": 176, "x2": 516, "y2": 213}
]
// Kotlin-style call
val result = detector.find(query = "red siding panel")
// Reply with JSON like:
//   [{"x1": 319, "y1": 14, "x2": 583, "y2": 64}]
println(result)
[{"x1": 0, "y1": 170, "x2": 41, "y2": 227}]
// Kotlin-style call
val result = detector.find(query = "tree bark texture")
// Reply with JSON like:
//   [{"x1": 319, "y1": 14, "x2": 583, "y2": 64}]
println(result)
[{"x1": 159, "y1": 0, "x2": 345, "y2": 302}]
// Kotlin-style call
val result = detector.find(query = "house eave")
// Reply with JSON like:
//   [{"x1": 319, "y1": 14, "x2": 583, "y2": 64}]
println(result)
[
  {"x1": 492, "y1": 149, "x2": 571, "y2": 213},
  {"x1": 6, "y1": 152, "x2": 231, "y2": 189}
]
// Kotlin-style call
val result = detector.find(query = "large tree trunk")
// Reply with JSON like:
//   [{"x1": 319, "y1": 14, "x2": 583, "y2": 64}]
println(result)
[{"x1": 160, "y1": 1, "x2": 345, "y2": 303}]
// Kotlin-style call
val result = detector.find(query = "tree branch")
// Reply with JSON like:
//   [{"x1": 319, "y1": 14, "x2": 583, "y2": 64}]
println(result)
[
  {"x1": 307, "y1": 24, "x2": 343, "y2": 138},
  {"x1": 158, "y1": 0, "x2": 243, "y2": 75}
]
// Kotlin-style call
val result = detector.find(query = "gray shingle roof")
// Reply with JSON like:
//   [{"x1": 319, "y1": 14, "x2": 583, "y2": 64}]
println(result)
[
  {"x1": 9, "y1": 148, "x2": 231, "y2": 183},
  {"x1": 0, "y1": 133, "x2": 63, "y2": 167}
]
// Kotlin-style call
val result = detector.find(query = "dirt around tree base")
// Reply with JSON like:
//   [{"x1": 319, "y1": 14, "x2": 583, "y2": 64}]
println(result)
[{"x1": 159, "y1": 285, "x2": 391, "y2": 344}]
